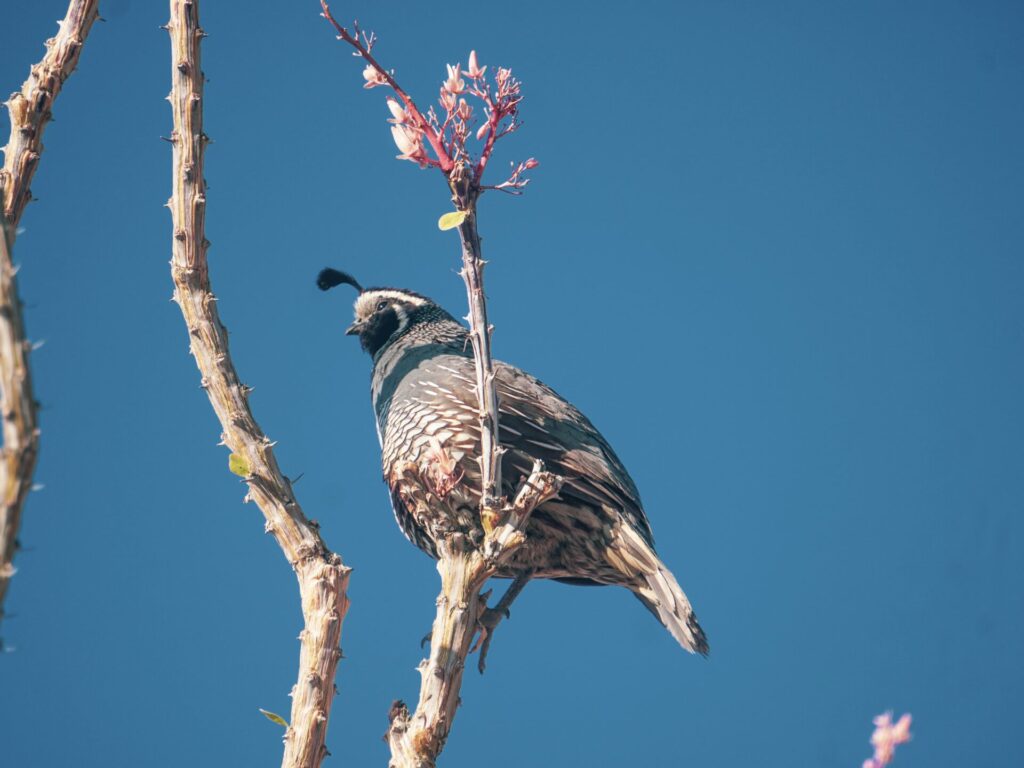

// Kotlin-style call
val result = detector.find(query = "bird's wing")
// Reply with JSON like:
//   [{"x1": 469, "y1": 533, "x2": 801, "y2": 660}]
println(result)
[{"x1": 493, "y1": 361, "x2": 656, "y2": 547}]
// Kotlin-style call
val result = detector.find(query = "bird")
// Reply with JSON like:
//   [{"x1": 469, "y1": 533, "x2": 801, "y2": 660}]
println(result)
[{"x1": 318, "y1": 267, "x2": 708, "y2": 656}]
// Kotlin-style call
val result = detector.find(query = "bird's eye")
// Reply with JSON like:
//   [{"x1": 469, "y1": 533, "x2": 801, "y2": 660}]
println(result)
[{"x1": 376, "y1": 301, "x2": 387, "y2": 311}]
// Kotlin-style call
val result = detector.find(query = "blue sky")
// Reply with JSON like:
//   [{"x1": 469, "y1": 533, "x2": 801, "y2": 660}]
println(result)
[{"x1": 1, "y1": 1, "x2": 1022, "y2": 766}]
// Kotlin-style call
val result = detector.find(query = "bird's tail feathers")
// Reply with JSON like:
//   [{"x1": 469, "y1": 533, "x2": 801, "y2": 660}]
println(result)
[{"x1": 611, "y1": 525, "x2": 709, "y2": 656}]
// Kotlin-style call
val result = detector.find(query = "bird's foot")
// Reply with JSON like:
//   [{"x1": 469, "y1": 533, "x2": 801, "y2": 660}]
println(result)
[
  {"x1": 469, "y1": 572, "x2": 533, "y2": 674},
  {"x1": 471, "y1": 604, "x2": 512, "y2": 674},
  {"x1": 479, "y1": 604, "x2": 511, "y2": 631},
  {"x1": 420, "y1": 604, "x2": 509, "y2": 654}
]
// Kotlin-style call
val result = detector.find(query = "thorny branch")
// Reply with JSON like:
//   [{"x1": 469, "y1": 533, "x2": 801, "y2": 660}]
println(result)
[
  {"x1": 166, "y1": 3, "x2": 350, "y2": 767},
  {"x1": 320, "y1": 6, "x2": 555, "y2": 766},
  {"x1": 386, "y1": 462, "x2": 561, "y2": 768},
  {"x1": 0, "y1": 0, "x2": 100, "y2": 640},
  {"x1": 0, "y1": 221, "x2": 38, "y2": 644}
]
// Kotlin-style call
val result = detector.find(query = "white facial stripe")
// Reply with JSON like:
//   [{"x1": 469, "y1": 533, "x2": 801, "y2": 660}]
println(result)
[
  {"x1": 353, "y1": 290, "x2": 427, "y2": 320},
  {"x1": 393, "y1": 303, "x2": 409, "y2": 333},
  {"x1": 374, "y1": 290, "x2": 426, "y2": 305}
]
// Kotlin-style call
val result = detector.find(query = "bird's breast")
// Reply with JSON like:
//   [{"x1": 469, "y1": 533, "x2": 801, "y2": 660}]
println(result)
[{"x1": 375, "y1": 354, "x2": 481, "y2": 481}]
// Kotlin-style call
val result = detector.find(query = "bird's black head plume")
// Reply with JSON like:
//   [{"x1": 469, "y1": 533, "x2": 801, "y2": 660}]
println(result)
[{"x1": 317, "y1": 268, "x2": 363, "y2": 293}]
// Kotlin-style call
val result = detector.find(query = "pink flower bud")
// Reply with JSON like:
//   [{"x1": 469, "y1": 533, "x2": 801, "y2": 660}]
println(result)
[
  {"x1": 866, "y1": 712, "x2": 912, "y2": 767},
  {"x1": 362, "y1": 64, "x2": 387, "y2": 89},
  {"x1": 475, "y1": 122, "x2": 490, "y2": 141},
  {"x1": 443, "y1": 63, "x2": 465, "y2": 95},
  {"x1": 386, "y1": 97, "x2": 407, "y2": 123},
  {"x1": 523, "y1": 157, "x2": 539, "y2": 169},
  {"x1": 390, "y1": 124, "x2": 420, "y2": 156},
  {"x1": 457, "y1": 98, "x2": 472, "y2": 121},
  {"x1": 467, "y1": 50, "x2": 487, "y2": 79}
]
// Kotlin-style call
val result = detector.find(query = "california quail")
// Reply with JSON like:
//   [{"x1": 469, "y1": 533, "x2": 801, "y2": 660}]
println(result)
[{"x1": 319, "y1": 268, "x2": 708, "y2": 655}]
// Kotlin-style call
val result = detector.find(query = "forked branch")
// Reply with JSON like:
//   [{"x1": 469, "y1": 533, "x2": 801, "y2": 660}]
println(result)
[
  {"x1": 167, "y1": 3, "x2": 349, "y2": 766},
  {"x1": 0, "y1": 0, "x2": 100, "y2": 638},
  {"x1": 386, "y1": 461, "x2": 561, "y2": 768}
]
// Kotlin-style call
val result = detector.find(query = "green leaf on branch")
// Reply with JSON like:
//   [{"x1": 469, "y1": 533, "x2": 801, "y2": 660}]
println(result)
[
  {"x1": 228, "y1": 453, "x2": 250, "y2": 477},
  {"x1": 438, "y1": 210, "x2": 468, "y2": 231},
  {"x1": 259, "y1": 708, "x2": 289, "y2": 728}
]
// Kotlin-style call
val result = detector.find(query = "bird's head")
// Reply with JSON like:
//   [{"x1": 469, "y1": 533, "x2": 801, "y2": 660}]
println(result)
[{"x1": 317, "y1": 268, "x2": 455, "y2": 357}]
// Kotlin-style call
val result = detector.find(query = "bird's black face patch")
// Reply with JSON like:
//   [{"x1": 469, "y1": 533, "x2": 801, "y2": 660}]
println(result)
[{"x1": 358, "y1": 305, "x2": 400, "y2": 356}]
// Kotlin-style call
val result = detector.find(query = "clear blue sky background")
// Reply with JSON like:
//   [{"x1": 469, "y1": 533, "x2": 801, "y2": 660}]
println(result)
[{"x1": 1, "y1": 1, "x2": 1021, "y2": 766}]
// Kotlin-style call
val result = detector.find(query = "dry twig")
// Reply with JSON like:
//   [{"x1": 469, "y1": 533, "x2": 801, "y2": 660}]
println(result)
[
  {"x1": 0, "y1": 0, "x2": 100, "y2": 638},
  {"x1": 166, "y1": 3, "x2": 350, "y2": 766}
]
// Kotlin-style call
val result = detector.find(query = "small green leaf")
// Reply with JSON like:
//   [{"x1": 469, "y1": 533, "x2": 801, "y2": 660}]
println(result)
[
  {"x1": 259, "y1": 708, "x2": 289, "y2": 728},
  {"x1": 438, "y1": 210, "x2": 468, "y2": 231},
  {"x1": 228, "y1": 453, "x2": 249, "y2": 477}
]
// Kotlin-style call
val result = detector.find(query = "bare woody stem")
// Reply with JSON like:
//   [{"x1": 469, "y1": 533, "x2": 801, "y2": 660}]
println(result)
[
  {"x1": 448, "y1": 172, "x2": 503, "y2": 529},
  {"x1": 1, "y1": 0, "x2": 100, "y2": 228},
  {"x1": 0, "y1": 222, "x2": 38, "y2": 638},
  {"x1": 166, "y1": 3, "x2": 350, "y2": 767},
  {"x1": 0, "y1": 0, "x2": 100, "y2": 636},
  {"x1": 387, "y1": 462, "x2": 562, "y2": 768}
]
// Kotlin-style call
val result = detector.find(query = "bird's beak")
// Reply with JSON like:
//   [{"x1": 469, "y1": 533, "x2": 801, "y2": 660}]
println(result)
[{"x1": 345, "y1": 321, "x2": 363, "y2": 336}]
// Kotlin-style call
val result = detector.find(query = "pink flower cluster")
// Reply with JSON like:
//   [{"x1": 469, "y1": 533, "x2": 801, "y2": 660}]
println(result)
[
  {"x1": 383, "y1": 50, "x2": 533, "y2": 186},
  {"x1": 863, "y1": 712, "x2": 912, "y2": 768},
  {"x1": 321, "y1": 2, "x2": 537, "y2": 189}
]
